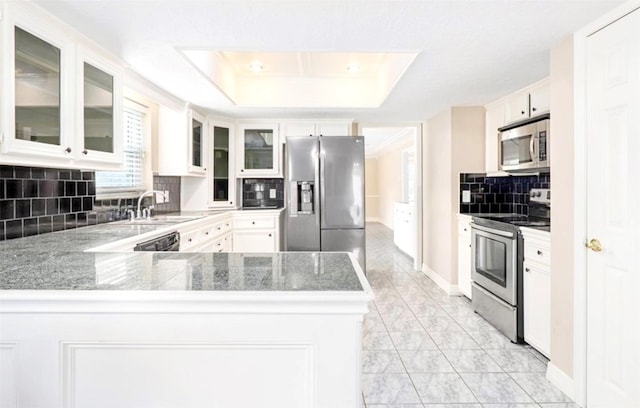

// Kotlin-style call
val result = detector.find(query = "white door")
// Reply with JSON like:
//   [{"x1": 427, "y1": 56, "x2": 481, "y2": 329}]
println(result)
[{"x1": 586, "y1": 8, "x2": 640, "y2": 408}]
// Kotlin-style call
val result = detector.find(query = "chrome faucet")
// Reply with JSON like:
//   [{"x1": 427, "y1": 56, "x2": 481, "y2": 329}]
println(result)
[{"x1": 136, "y1": 190, "x2": 166, "y2": 219}]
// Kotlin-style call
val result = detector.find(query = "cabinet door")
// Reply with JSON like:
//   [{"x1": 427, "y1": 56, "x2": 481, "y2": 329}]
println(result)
[
  {"x1": 316, "y1": 122, "x2": 352, "y2": 136},
  {"x1": 504, "y1": 92, "x2": 530, "y2": 124},
  {"x1": 232, "y1": 230, "x2": 276, "y2": 252},
  {"x1": 209, "y1": 122, "x2": 235, "y2": 208},
  {"x1": 457, "y1": 218, "x2": 472, "y2": 299},
  {"x1": 523, "y1": 262, "x2": 551, "y2": 356},
  {"x1": 5, "y1": 24, "x2": 75, "y2": 160},
  {"x1": 529, "y1": 82, "x2": 550, "y2": 116},
  {"x1": 281, "y1": 122, "x2": 315, "y2": 138},
  {"x1": 485, "y1": 103, "x2": 504, "y2": 172},
  {"x1": 237, "y1": 124, "x2": 280, "y2": 176},
  {"x1": 188, "y1": 110, "x2": 206, "y2": 175},
  {"x1": 76, "y1": 48, "x2": 123, "y2": 168}
]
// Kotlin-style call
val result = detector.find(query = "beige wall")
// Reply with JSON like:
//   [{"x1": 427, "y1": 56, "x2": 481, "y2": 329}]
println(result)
[
  {"x1": 423, "y1": 107, "x2": 485, "y2": 284},
  {"x1": 374, "y1": 138, "x2": 413, "y2": 228},
  {"x1": 365, "y1": 158, "x2": 380, "y2": 221},
  {"x1": 549, "y1": 36, "x2": 574, "y2": 377}
]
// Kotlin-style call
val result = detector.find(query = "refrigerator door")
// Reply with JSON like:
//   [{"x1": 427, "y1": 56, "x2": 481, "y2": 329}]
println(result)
[
  {"x1": 320, "y1": 136, "x2": 365, "y2": 229},
  {"x1": 285, "y1": 137, "x2": 321, "y2": 251},
  {"x1": 321, "y1": 228, "x2": 366, "y2": 271}
]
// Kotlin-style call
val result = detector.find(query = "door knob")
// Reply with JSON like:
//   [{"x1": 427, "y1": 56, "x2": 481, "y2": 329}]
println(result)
[{"x1": 586, "y1": 238, "x2": 602, "y2": 252}]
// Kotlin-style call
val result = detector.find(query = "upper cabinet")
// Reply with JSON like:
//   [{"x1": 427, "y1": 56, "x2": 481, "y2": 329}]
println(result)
[
  {"x1": 157, "y1": 105, "x2": 207, "y2": 177},
  {"x1": 281, "y1": 120, "x2": 353, "y2": 139},
  {"x1": 503, "y1": 78, "x2": 550, "y2": 124},
  {"x1": 1, "y1": 1, "x2": 124, "y2": 170},
  {"x1": 236, "y1": 123, "x2": 280, "y2": 177},
  {"x1": 209, "y1": 120, "x2": 235, "y2": 208}
]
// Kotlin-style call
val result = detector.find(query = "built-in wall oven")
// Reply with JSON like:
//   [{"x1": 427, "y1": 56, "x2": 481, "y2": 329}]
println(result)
[{"x1": 470, "y1": 219, "x2": 524, "y2": 343}]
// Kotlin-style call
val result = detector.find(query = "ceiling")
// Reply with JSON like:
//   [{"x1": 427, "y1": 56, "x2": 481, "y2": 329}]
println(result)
[{"x1": 33, "y1": 0, "x2": 624, "y2": 123}]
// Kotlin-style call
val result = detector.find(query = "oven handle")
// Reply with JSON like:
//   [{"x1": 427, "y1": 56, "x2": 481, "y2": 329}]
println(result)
[{"x1": 470, "y1": 222, "x2": 515, "y2": 238}]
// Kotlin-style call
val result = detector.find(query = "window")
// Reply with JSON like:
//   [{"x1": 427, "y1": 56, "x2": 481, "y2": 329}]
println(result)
[{"x1": 96, "y1": 100, "x2": 148, "y2": 195}]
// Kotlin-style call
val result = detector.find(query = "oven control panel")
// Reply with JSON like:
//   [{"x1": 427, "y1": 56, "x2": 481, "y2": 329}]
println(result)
[{"x1": 529, "y1": 188, "x2": 550, "y2": 204}]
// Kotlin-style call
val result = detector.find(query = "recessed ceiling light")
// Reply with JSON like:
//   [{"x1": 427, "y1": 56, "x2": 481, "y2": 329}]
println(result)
[
  {"x1": 346, "y1": 64, "x2": 361, "y2": 73},
  {"x1": 249, "y1": 61, "x2": 264, "y2": 73}
]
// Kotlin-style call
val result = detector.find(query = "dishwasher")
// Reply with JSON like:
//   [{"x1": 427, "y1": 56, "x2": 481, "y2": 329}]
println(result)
[{"x1": 133, "y1": 231, "x2": 181, "y2": 251}]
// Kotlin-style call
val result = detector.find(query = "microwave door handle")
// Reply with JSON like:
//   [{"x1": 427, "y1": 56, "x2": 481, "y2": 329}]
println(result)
[{"x1": 530, "y1": 135, "x2": 536, "y2": 161}]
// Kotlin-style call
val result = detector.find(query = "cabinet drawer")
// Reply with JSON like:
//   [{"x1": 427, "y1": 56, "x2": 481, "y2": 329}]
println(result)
[
  {"x1": 234, "y1": 217, "x2": 275, "y2": 229},
  {"x1": 524, "y1": 240, "x2": 551, "y2": 265}
]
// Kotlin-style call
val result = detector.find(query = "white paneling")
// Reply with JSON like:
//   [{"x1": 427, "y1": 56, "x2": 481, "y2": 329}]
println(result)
[
  {"x1": 0, "y1": 344, "x2": 18, "y2": 408},
  {"x1": 63, "y1": 342, "x2": 313, "y2": 408}
]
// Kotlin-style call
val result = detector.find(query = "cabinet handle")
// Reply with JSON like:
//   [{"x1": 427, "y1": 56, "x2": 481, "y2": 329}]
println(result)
[
  {"x1": 521, "y1": 110, "x2": 525, "y2": 115},
  {"x1": 188, "y1": 238, "x2": 192, "y2": 242},
  {"x1": 268, "y1": 233, "x2": 272, "y2": 237},
  {"x1": 252, "y1": 221, "x2": 255, "y2": 225},
  {"x1": 240, "y1": 169, "x2": 244, "y2": 172},
  {"x1": 525, "y1": 267, "x2": 531, "y2": 273},
  {"x1": 532, "y1": 107, "x2": 537, "y2": 112},
  {"x1": 82, "y1": 149, "x2": 88, "y2": 155},
  {"x1": 463, "y1": 228, "x2": 467, "y2": 232},
  {"x1": 203, "y1": 167, "x2": 207, "y2": 171},
  {"x1": 230, "y1": 202, "x2": 233, "y2": 205},
  {"x1": 205, "y1": 231, "x2": 209, "y2": 235},
  {"x1": 64, "y1": 147, "x2": 72, "y2": 153},
  {"x1": 537, "y1": 250, "x2": 543, "y2": 255}
]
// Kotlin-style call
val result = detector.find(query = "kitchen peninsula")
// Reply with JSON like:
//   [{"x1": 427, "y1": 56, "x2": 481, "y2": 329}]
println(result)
[{"x1": 0, "y1": 218, "x2": 373, "y2": 408}]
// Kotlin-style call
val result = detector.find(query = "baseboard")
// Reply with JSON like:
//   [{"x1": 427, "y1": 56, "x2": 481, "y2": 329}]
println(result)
[
  {"x1": 365, "y1": 217, "x2": 381, "y2": 223},
  {"x1": 421, "y1": 264, "x2": 461, "y2": 296},
  {"x1": 546, "y1": 362, "x2": 578, "y2": 405}
]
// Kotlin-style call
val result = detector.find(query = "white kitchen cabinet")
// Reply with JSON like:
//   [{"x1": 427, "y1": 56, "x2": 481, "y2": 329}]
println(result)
[
  {"x1": 393, "y1": 202, "x2": 415, "y2": 258},
  {"x1": 157, "y1": 105, "x2": 207, "y2": 177},
  {"x1": 232, "y1": 211, "x2": 282, "y2": 252},
  {"x1": 521, "y1": 227, "x2": 551, "y2": 357},
  {"x1": 179, "y1": 214, "x2": 233, "y2": 252},
  {"x1": 503, "y1": 78, "x2": 550, "y2": 125},
  {"x1": 484, "y1": 102, "x2": 504, "y2": 173},
  {"x1": 209, "y1": 120, "x2": 236, "y2": 208},
  {"x1": 280, "y1": 120, "x2": 353, "y2": 139},
  {"x1": 1, "y1": 2, "x2": 124, "y2": 170},
  {"x1": 236, "y1": 123, "x2": 280, "y2": 177},
  {"x1": 457, "y1": 214, "x2": 473, "y2": 299}
]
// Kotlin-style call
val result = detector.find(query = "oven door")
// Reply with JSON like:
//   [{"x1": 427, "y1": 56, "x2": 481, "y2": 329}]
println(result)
[{"x1": 470, "y1": 223, "x2": 517, "y2": 305}]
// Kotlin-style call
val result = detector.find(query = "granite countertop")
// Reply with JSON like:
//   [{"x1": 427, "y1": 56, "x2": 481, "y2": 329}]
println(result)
[{"x1": 0, "y1": 210, "x2": 363, "y2": 293}]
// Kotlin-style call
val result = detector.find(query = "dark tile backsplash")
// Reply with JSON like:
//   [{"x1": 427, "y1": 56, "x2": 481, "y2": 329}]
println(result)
[
  {"x1": 242, "y1": 178, "x2": 284, "y2": 208},
  {"x1": 459, "y1": 172, "x2": 551, "y2": 215},
  {"x1": 0, "y1": 166, "x2": 183, "y2": 241},
  {"x1": 0, "y1": 165, "x2": 96, "y2": 240}
]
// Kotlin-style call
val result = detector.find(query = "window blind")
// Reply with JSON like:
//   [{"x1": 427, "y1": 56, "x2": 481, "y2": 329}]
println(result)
[{"x1": 96, "y1": 107, "x2": 145, "y2": 192}]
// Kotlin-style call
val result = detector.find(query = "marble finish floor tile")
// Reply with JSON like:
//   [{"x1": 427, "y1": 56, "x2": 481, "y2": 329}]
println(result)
[
  {"x1": 363, "y1": 350, "x2": 406, "y2": 373},
  {"x1": 364, "y1": 331, "x2": 396, "y2": 350},
  {"x1": 410, "y1": 373, "x2": 478, "y2": 404},
  {"x1": 442, "y1": 349, "x2": 504, "y2": 373},
  {"x1": 362, "y1": 224, "x2": 577, "y2": 408},
  {"x1": 460, "y1": 373, "x2": 533, "y2": 404},
  {"x1": 509, "y1": 373, "x2": 572, "y2": 403},
  {"x1": 362, "y1": 373, "x2": 421, "y2": 405},
  {"x1": 485, "y1": 349, "x2": 548, "y2": 373},
  {"x1": 398, "y1": 350, "x2": 455, "y2": 373},
  {"x1": 389, "y1": 331, "x2": 438, "y2": 350}
]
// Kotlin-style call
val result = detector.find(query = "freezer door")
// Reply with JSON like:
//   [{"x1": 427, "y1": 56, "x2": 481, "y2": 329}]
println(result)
[
  {"x1": 321, "y1": 228, "x2": 366, "y2": 272},
  {"x1": 320, "y1": 136, "x2": 365, "y2": 229},
  {"x1": 285, "y1": 137, "x2": 320, "y2": 251}
]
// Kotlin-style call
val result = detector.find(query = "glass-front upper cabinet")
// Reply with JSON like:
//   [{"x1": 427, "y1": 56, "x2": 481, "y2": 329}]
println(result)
[
  {"x1": 209, "y1": 122, "x2": 235, "y2": 208},
  {"x1": 76, "y1": 46, "x2": 123, "y2": 166},
  {"x1": 236, "y1": 123, "x2": 280, "y2": 177},
  {"x1": 5, "y1": 25, "x2": 74, "y2": 160},
  {"x1": 188, "y1": 109, "x2": 206, "y2": 175}
]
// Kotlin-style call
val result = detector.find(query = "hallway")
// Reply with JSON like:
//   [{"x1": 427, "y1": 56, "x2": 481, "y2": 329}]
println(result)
[{"x1": 362, "y1": 223, "x2": 575, "y2": 407}]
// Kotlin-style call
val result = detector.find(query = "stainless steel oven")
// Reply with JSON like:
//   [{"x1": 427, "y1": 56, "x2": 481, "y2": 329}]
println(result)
[{"x1": 470, "y1": 219, "x2": 524, "y2": 343}]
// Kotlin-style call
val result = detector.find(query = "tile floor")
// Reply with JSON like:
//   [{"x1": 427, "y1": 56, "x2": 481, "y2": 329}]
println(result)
[{"x1": 362, "y1": 223, "x2": 577, "y2": 408}]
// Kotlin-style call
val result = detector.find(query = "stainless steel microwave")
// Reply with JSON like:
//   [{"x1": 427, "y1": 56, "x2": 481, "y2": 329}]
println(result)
[{"x1": 498, "y1": 116, "x2": 549, "y2": 171}]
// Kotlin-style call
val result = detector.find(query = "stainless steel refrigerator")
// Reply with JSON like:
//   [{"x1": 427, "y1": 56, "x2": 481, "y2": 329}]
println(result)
[{"x1": 285, "y1": 136, "x2": 366, "y2": 271}]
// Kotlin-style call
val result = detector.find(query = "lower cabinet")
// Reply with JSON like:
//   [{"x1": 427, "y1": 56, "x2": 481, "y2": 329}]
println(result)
[
  {"x1": 179, "y1": 215, "x2": 233, "y2": 252},
  {"x1": 457, "y1": 214, "x2": 473, "y2": 299},
  {"x1": 232, "y1": 211, "x2": 283, "y2": 252},
  {"x1": 521, "y1": 227, "x2": 551, "y2": 357}
]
